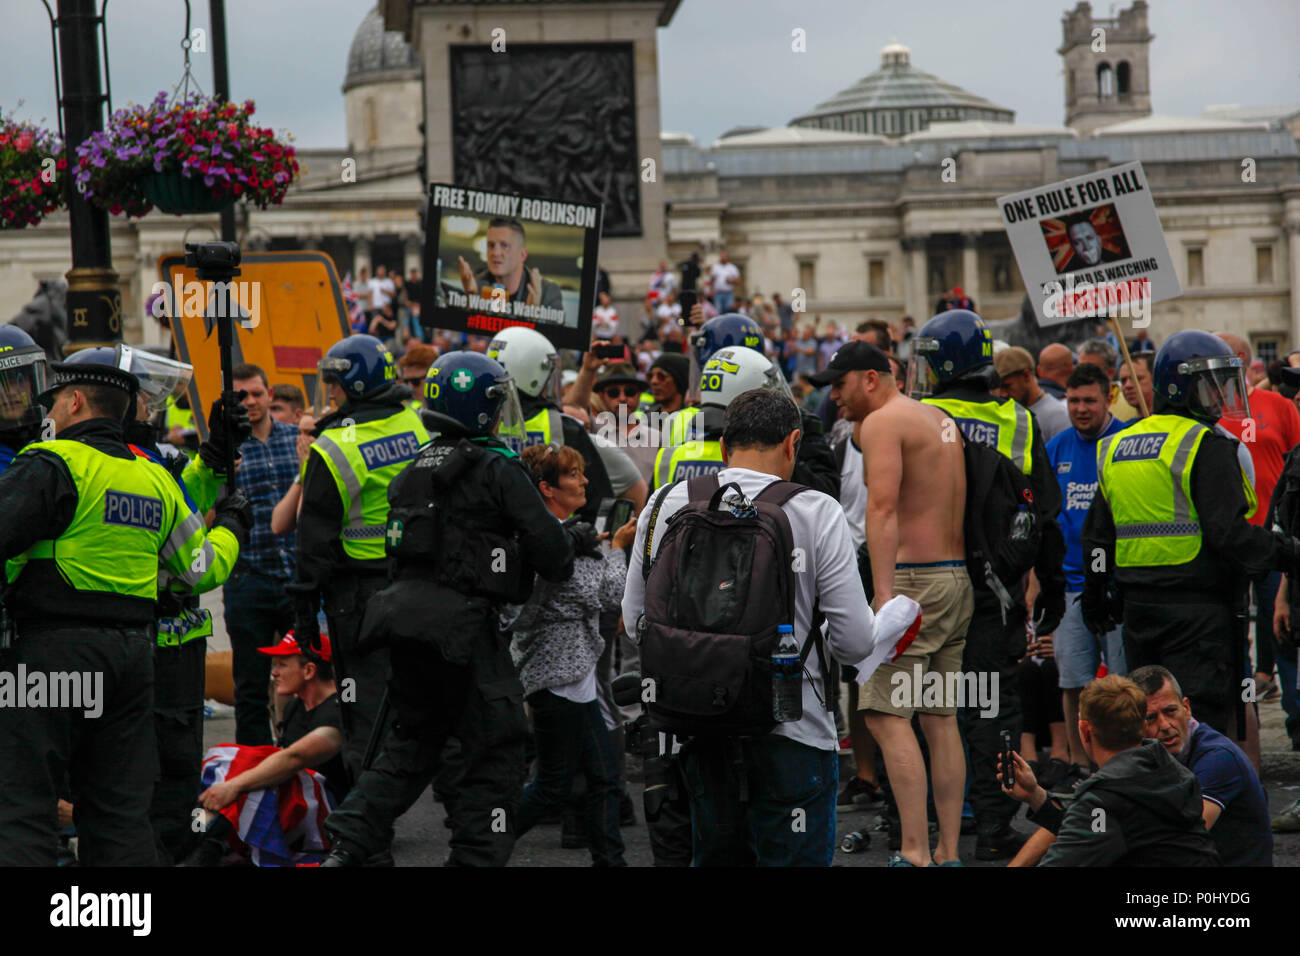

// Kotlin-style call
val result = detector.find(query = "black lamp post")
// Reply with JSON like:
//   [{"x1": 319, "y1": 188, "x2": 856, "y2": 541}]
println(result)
[{"x1": 52, "y1": 0, "x2": 121, "y2": 352}]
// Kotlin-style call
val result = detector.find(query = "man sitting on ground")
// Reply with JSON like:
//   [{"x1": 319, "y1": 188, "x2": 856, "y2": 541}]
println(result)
[{"x1": 1001, "y1": 674, "x2": 1219, "y2": 866}]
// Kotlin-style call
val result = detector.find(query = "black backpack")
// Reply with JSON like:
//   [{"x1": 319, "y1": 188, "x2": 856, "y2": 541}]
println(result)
[
  {"x1": 636, "y1": 476, "x2": 829, "y2": 738},
  {"x1": 962, "y1": 438, "x2": 1041, "y2": 612}
]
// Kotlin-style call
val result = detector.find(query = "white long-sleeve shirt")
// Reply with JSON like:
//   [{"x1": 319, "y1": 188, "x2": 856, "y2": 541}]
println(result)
[{"x1": 621, "y1": 467, "x2": 876, "y2": 751}]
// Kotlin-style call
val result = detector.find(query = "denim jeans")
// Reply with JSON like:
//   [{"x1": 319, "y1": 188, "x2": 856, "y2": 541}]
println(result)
[
  {"x1": 714, "y1": 291, "x2": 734, "y2": 315},
  {"x1": 515, "y1": 690, "x2": 626, "y2": 866},
  {"x1": 1256, "y1": 571, "x2": 1300, "y2": 743},
  {"x1": 222, "y1": 570, "x2": 293, "y2": 745},
  {"x1": 680, "y1": 735, "x2": 839, "y2": 866}
]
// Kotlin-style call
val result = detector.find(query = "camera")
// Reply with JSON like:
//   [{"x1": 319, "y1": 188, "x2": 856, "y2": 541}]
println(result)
[{"x1": 185, "y1": 241, "x2": 242, "y2": 279}]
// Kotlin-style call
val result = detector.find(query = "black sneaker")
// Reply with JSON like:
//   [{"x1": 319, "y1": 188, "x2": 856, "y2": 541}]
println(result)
[
  {"x1": 1036, "y1": 758, "x2": 1072, "y2": 793},
  {"x1": 620, "y1": 791, "x2": 637, "y2": 827},
  {"x1": 1049, "y1": 764, "x2": 1091, "y2": 799},
  {"x1": 176, "y1": 838, "x2": 224, "y2": 867},
  {"x1": 975, "y1": 826, "x2": 1027, "y2": 862},
  {"x1": 319, "y1": 839, "x2": 367, "y2": 868},
  {"x1": 838, "y1": 776, "x2": 884, "y2": 808}
]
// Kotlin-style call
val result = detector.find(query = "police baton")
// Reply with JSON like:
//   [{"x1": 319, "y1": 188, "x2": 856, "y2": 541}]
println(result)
[{"x1": 185, "y1": 241, "x2": 243, "y2": 489}]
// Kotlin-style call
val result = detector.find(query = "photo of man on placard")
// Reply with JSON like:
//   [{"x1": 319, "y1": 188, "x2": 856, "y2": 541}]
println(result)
[
  {"x1": 456, "y1": 217, "x2": 564, "y2": 312},
  {"x1": 1042, "y1": 204, "x2": 1132, "y2": 274}
]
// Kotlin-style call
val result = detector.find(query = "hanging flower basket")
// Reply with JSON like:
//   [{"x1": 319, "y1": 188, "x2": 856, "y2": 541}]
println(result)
[
  {"x1": 74, "y1": 91, "x2": 300, "y2": 218},
  {"x1": 0, "y1": 114, "x2": 67, "y2": 230},
  {"x1": 141, "y1": 168, "x2": 233, "y2": 215}
]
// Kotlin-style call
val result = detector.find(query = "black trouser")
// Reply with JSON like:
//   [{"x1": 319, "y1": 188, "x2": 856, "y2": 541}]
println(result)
[
  {"x1": 1123, "y1": 597, "x2": 1241, "y2": 740},
  {"x1": 324, "y1": 623, "x2": 527, "y2": 866},
  {"x1": 324, "y1": 573, "x2": 394, "y2": 781},
  {"x1": 222, "y1": 570, "x2": 293, "y2": 745},
  {"x1": 960, "y1": 594, "x2": 1024, "y2": 833},
  {"x1": 150, "y1": 636, "x2": 206, "y2": 864},
  {"x1": 1017, "y1": 657, "x2": 1063, "y2": 750},
  {"x1": 644, "y1": 753, "x2": 692, "y2": 867},
  {"x1": 0, "y1": 625, "x2": 157, "y2": 866}
]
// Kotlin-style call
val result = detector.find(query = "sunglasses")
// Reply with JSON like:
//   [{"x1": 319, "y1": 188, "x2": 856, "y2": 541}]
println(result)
[
  {"x1": 404, "y1": 375, "x2": 426, "y2": 386},
  {"x1": 601, "y1": 385, "x2": 641, "y2": 399}
]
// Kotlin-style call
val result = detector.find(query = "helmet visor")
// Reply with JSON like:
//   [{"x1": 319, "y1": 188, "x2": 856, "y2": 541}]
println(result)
[
  {"x1": 687, "y1": 330, "x2": 709, "y2": 401},
  {"x1": 541, "y1": 354, "x2": 563, "y2": 407},
  {"x1": 120, "y1": 346, "x2": 192, "y2": 419},
  {"x1": 315, "y1": 357, "x2": 350, "y2": 416},
  {"x1": 0, "y1": 350, "x2": 47, "y2": 430},
  {"x1": 905, "y1": 339, "x2": 942, "y2": 400},
  {"x1": 1181, "y1": 356, "x2": 1250, "y2": 423},
  {"x1": 491, "y1": 375, "x2": 527, "y2": 452}
]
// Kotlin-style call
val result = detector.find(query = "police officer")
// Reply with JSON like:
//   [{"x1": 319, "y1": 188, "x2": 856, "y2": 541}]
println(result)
[
  {"x1": 1084, "y1": 330, "x2": 1300, "y2": 741},
  {"x1": 0, "y1": 326, "x2": 48, "y2": 471},
  {"x1": 112, "y1": 345, "x2": 251, "y2": 863},
  {"x1": 674, "y1": 313, "x2": 839, "y2": 498},
  {"x1": 487, "y1": 325, "x2": 614, "y2": 522},
  {"x1": 908, "y1": 308, "x2": 1066, "y2": 860},
  {"x1": 293, "y1": 333, "x2": 430, "y2": 782},
  {"x1": 0, "y1": 356, "x2": 249, "y2": 865},
  {"x1": 321, "y1": 351, "x2": 575, "y2": 866}
]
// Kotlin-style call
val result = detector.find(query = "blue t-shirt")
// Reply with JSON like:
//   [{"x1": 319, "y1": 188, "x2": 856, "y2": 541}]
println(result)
[
  {"x1": 1179, "y1": 718, "x2": 1272, "y2": 866},
  {"x1": 1045, "y1": 415, "x2": 1131, "y2": 590}
]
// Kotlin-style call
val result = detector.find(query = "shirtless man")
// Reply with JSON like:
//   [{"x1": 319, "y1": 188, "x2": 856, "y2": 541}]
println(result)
[{"x1": 819, "y1": 340, "x2": 973, "y2": 866}]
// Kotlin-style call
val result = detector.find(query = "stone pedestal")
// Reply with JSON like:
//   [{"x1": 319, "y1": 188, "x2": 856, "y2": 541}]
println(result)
[{"x1": 387, "y1": 0, "x2": 677, "y2": 312}]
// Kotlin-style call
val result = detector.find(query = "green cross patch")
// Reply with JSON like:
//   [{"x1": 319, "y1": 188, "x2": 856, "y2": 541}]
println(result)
[
  {"x1": 386, "y1": 520, "x2": 404, "y2": 549},
  {"x1": 451, "y1": 369, "x2": 475, "y2": 392}
]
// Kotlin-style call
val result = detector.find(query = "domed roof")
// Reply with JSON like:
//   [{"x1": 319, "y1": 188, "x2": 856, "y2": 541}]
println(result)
[
  {"x1": 344, "y1": 6, "x2": 419, "y2": 90},
  {"x1": 790, "y1": 41, "x2": 1011, "y2": 124}
]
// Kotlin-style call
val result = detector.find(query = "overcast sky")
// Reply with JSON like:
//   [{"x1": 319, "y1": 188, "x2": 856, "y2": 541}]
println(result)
[{"x1": 3, "y1": 0, "x2": 1297, "y2": 149}]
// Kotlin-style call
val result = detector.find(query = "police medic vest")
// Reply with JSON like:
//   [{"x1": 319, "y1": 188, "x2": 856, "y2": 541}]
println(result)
[
  {"x1": 14, "y1": 439, "x2": 208, "y2": 600},
  {"x1": 924, "y1": 395, "x2": 1035, "y2": 475},
  {"x1": 310, "y1": 405, "x2": 431, "y2": 561},
  {"x1": 654, "y1": 439, "x2": 724, "y2": 488},
  {"x1": 1096, "y1": 413, "x2": 1256, "y2": 567}
]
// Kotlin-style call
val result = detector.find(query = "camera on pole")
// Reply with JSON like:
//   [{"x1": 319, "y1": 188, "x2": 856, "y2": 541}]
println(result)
[{"x1": 185, "y1": 241, "x2": 243, "y2": 488}]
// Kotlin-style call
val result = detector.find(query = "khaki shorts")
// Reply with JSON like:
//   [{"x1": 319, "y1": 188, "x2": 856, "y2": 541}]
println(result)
[{"x1": 859, "y1": 563, "x2": 974, "y2": 718}]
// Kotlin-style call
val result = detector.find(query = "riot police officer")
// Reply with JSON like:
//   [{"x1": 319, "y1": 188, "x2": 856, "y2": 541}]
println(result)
[
  {"x1": 487, "y1": 325, "x2": 614, "y2": 522},
  {"x1": 0, "y1": 357, "x2": 249, "y2": 865},
  {"x1": 908, "y1": 308, "x2": 1066, "y2": 861},
  {"x1": 293, "y1": 334, "x2": 430, "y2": 781},
  {"x1": 675, "y1": 313, "x2": 840, "y2": 498},
  {"x1": 1084, "y1": 330, "x2": 1300, "y2": 740},
  {"x1": 113, "y1": 345, "x2": 251, "y2": 863},
  {"x1": 321, "y1": 351, "x2": 575, "y2": 866},
  {"x1": 0, "y1": 326, "x2": 47, "y2": 472}
]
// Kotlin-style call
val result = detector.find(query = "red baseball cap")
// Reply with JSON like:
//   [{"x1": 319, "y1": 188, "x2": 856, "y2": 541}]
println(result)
[{"x1": 258, "y1": 631, "x2": 332, "y2": 663}]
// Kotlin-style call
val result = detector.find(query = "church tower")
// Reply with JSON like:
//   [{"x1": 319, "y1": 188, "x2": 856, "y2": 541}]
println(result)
[{"x1": 1060, "y1": 1, "x2": 1154, "y2": 135}]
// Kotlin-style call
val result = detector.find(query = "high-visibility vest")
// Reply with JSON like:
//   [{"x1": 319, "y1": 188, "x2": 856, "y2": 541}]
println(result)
[
  {"x1": 1096, "y1": 413, "x2": 1256, "y2": 567},
  {"x1": 309, "y1": 406, "x2": 430, "y2": 561},
  {"x1": 924, "y1": 395, "x2": 1035, "y2": 475},
  {"x1": 666, "y1": 405, "x2": 701, "y2": 446},
  {"x1": 500, "y1": 407, "x2": 564, "y2": 451},
  {"x1": 653, "y1": 439, "x2": 724, "y2": 488},
  {"x1": 13, "y1": 438, "x2": 220, "y2": 599}
]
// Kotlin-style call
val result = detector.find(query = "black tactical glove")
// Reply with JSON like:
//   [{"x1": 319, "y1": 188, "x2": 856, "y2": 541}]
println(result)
[
  {"x1": 212, "y1": 490, "x2": 253, "y2": 544},
  {"x1": 199, "y1": 392, "x2": 251, "y2": 474},
  {"x1": 1080, "y1": 584, "x2": 1121, "y2": 638},
  {"x1": 285, "y1": 581, "x2": 323, "y2": 654},
  {"x1": 563, "y1": 518, "x2": 602, "y2": 560},
  {"x1": 1032, "y1": 578, "x2": 1066, "y2": 637}
]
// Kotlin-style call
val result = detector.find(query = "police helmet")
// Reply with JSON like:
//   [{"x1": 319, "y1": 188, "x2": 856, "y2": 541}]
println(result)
[
  {"x1": 38, "y1": 345, "x2": 140, "y2": 409},
  {"x1": 423, "y1": 350, "x2": 525, "y2": 441},
  {"x1": 486, "y1": 326, "x2": 560, "y2": 400},
  {"x1": 0, "y1": 325, "x2": 49, "y2": 440},
  {"x1": 116, "y1": 345, "x2": 192, "y2": 420},
  {"x1": 317, "y1": 334, "x2": 396, "y2": 409},
  {"x1": 688, "y1": 313, "x2": 764, "y2": 370},
  {"x1": 699, "y1": 347, "x2": 792, "y2": 410},
  {"x1": 906, "y1": 310, "x2": 994, "y2": 398},
  {"x1": 1153, "y1": 330, "x2": 1249, "y2": 425}
]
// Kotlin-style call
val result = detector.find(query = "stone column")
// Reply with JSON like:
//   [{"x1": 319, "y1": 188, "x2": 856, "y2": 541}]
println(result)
[
  {"x1": 136, "y1": 243, "x2": 165, "y2": 348},
  {"x1": 403, "y1": 234, "x2": 423, "y2": 277},
  {"x1": 352, "y1": 235, "x2": 372, "y2": 277},
  {"x1": 902, "y1": 236, "x2": 928, "y2": 321},
  {"x1": 961, "y1": 232, "x2": 980, "y2": 308},
  {"x1": 1285, "y1": 221, "x2": 1300, "y2": 349}
]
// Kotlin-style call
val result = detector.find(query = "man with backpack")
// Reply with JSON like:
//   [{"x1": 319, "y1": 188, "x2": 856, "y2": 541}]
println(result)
[
  {"x1": 621, "y1": 387, "x2": 921, "y2": 866},
  {"x1": 909, "y1": 309, "x2": 1067, "y2": 861}
]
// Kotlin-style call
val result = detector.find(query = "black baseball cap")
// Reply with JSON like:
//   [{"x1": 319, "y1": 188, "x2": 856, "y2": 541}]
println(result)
[{"x1": 808, "y1": 340, "x2": 894, "y2": 386}]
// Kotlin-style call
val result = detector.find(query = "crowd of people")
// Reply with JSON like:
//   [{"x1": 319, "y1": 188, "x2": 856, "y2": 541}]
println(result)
[{"x1": 3, "y1": 241, "x2": 1297, "y2": 871}]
